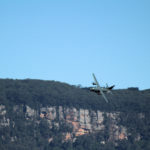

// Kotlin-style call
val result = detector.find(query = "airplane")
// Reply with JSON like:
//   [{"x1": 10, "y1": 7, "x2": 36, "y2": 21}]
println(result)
[{"x1": 90, "y1": 73, "x2": 115, "y2": 103}]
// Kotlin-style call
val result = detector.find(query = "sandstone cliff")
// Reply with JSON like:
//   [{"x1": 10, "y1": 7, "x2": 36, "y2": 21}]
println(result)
[{"x1": 0, "y1": 104, "x2": 129, "y2": 143}]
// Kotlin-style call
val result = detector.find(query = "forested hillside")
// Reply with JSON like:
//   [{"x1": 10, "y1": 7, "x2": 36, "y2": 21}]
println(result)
[
  {"x1": 0, "y1": 79, "x2": 149, "y2": 112},
  {"x1": 0, "y1": 79, "x2": 150, "y2": 150}
]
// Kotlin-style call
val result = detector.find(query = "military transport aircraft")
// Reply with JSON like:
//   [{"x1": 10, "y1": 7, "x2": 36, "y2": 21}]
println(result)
[{"x1": 90, "y1": 73, "x2": 115, "y2": 103}]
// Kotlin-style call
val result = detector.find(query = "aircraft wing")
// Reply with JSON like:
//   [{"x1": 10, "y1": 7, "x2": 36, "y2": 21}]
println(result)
[{"x1": 92, "y1": 73, "x2": 108, "y2": 103}]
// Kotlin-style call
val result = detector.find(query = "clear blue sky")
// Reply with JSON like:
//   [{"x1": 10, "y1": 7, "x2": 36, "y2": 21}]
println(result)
[{"x1": 0, "y1": 0, "x2": 150, "y2": 89}]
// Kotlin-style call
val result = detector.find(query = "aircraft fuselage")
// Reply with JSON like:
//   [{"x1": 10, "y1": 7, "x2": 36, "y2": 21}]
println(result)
[{"x1": 90, "y1": 85, "x2": 115, "y2": 95}]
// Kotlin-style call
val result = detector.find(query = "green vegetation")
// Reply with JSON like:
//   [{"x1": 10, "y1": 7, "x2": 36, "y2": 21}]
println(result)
[
  {"x1": 0, "y1": 79, "x2": 150, "y2": 150},
  {"x1": 0, "y1": 79, "x2": 150, "y2": 112}
]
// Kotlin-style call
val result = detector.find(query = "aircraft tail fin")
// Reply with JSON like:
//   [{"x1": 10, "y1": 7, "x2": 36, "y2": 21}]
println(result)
[{"x1": 108, "y1": 85, "x2": 115, "y2": 90}]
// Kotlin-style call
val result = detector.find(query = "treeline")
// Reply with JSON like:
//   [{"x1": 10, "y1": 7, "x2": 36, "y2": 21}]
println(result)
[{"x1": 0, "y1": 79, "x2": 150, "y2": 112}]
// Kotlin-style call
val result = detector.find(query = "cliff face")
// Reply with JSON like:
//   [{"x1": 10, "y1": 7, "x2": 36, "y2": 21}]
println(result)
[
  {"x1": 39, "y1": 106, "x2": 127, "y2": 141},
  {"x1": 0, "y1": 104, "x2": 128, "y2": 143},
  {"x1": 0, "y1": 105, "x2": 10, "y2": 127}
]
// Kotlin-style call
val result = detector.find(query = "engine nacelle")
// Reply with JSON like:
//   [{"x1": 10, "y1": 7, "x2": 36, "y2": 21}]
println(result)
[{"x1": 92, "y1": 82, "x2": 96, "y2": 85}]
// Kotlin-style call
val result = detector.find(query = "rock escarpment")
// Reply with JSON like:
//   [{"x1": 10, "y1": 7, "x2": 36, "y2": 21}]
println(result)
[
  {"x1": 0, "y1": 105, "x2": 128, "y2": 143},
  {"x1": 0, "y1": 105, "x2": 10, "y2": 127}
]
